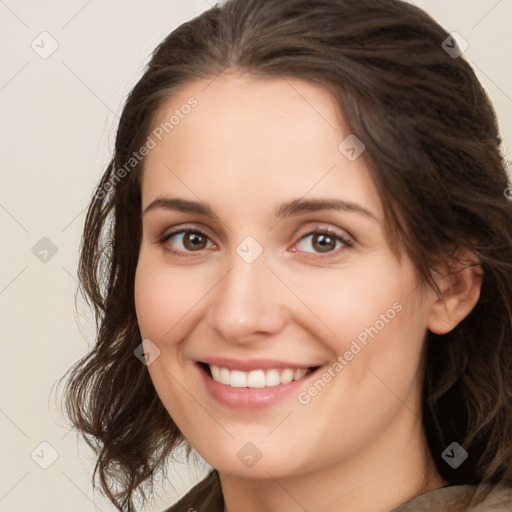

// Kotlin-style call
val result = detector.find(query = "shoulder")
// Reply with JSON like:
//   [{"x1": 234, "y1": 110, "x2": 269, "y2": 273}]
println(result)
[
  {"x1": 162, "y1": 469, "x2": 224, "y2": 512},
  {"x1": 392, "y1": 481, "x2": 512, "y2": 512}
]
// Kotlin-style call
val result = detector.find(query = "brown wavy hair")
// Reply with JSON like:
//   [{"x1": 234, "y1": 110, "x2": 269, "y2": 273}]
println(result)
[{"x1": 55, "y1": 0, "x2": 512, "y2": 510}]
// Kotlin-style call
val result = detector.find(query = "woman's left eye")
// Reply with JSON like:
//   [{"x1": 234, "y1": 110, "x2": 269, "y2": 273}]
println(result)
[{"x1": 294, "y1": 229, "x2": 353, "y2": 256}]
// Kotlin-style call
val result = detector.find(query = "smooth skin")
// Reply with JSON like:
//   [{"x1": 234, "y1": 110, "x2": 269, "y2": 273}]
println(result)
[{"x1": 134, "y1": 71, "x2": 482, "y2": 512}]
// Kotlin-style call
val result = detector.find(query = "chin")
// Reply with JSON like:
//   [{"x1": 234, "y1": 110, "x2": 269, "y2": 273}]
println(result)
[{"x1": 191, "y1": 436, "x2": 315, "y2": 480}]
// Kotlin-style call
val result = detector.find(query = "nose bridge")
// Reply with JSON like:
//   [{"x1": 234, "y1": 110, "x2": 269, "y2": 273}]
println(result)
[{"x1": 206, "y1": 246, "x2": 287, "y2": 342}]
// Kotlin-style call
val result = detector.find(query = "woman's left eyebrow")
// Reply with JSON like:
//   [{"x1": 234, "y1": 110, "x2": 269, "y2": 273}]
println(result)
[
  {"x1": 143, "y1": 196, "x2": 377, "y2": 221},
  {"x1": 275, "y1": 198, "x2": 377, "y2": 221}
]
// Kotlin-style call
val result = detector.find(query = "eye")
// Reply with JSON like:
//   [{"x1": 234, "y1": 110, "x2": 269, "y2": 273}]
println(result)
[
  {"x1": 294, "y1": 228, "x2": 353, "y2": 257},
  {"x1": 159, "y1": 228, "x2": 215, "y2": 256}
]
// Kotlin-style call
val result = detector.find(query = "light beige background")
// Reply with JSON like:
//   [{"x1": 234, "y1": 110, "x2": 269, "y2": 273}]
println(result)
[{"x1": 1, "y1": 1, "x2": 511, "y2": 511}]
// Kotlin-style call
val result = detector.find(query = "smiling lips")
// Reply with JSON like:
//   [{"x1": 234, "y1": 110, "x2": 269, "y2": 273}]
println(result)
[
  {"x1": 197, "y1": 359, "x2": 321, "y2": 410},
  {"x1": 198, "y1": 358, "x2": 320, "y2": 397}
]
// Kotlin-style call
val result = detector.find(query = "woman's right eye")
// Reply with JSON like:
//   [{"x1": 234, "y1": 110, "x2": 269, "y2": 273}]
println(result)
[{"x1": 159, "y1": 229, "x2": 215, "y2": 256}]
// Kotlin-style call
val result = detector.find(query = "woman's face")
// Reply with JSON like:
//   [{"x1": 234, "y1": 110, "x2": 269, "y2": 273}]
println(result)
[{"x1": 134, "y1": 72, "x2": 439, "y2": 479}]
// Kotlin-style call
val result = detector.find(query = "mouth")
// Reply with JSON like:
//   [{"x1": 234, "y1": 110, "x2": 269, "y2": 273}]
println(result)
[
  {"x1": 195, "y1": 360, "x2": 321, "y2": 411},
  {"x1": 197, "y1": 362, "x2": 321, "y2": 388}
]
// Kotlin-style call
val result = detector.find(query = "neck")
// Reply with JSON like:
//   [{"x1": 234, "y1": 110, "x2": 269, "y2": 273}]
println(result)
[{"x1": 219, "y1": 408, "x2": 447, "y2": 512}]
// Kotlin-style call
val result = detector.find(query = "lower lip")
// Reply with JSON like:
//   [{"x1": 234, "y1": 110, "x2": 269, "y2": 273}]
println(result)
[{"x1": 197, "y1": 363, "x2": 320, "y2": 410}]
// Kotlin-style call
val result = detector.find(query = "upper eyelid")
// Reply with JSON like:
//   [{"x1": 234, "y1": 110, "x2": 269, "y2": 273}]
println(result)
[
  {"x1": 160, "y1": 223, "x2": 216, "y2": 240},
  {"x1": 295, "y1": 225, "x2": 353, "y2": 242}
]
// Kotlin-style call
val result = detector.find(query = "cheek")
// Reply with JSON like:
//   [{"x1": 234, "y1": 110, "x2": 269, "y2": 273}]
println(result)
[
  {"x1": 134, "y1": 256, "x2": 213, "y2": 343},
  {"x1": 134, "y1": 264, "x2": 171, "y2": 340},
  {"x1": 292, "y1": 255, "x2": 429, "y2": 407},
  {"x1": 328, "y1": 277, "x2": 427, "y2": 416},
  {"x1": 284, "y1": 254, "x2": 419, "y2": 350}
]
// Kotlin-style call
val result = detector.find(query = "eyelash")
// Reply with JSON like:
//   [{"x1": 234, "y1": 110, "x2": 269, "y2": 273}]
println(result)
[{"x1": 158, "y1": 225, "x2": 354, "y2": 259}]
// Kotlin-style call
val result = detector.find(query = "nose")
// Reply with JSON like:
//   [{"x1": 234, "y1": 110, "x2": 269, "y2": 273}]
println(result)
[{"x1": 205, "y1": 249, "x2": 289, "y2": 345}]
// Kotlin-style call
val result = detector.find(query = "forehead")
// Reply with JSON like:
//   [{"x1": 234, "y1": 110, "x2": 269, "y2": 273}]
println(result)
[
  {"x1": 151, "y1": 71, "x2": 345, "y2": 129},
  {"x1": 141, "y1": 72, "x2": 382, "y2": 220},
  {"x1": 149, "y1": 72, "x2": 346, "y2": 162}
]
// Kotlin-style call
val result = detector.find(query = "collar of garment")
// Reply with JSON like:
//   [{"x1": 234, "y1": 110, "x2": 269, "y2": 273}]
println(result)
[{"x1": 164, "y1": 469, "x2": 512, "y2": 512}]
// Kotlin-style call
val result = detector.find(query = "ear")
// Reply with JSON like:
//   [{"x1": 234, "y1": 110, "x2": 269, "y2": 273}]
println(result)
[{"x1": 427, "y1": 249, "x2": 483, "y2": 335}]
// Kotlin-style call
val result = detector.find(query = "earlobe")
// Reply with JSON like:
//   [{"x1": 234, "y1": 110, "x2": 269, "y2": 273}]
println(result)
[{"x1": 427, "y1": 251, "x2": 483, "y2": 335}]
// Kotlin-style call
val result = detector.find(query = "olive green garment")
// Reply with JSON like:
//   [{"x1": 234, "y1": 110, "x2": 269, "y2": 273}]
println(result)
[{"x1": 164, "y1": 469, "x2": 512, "y2": 512}]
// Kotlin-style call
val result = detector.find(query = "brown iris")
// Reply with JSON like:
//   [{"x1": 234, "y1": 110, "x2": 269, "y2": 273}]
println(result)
[
  {"x1": 182, "y1": 232, "x2": 208, "y2": 251},
  {"x1": 311, "y1": 233, "x2": 337, "y2": 253}
]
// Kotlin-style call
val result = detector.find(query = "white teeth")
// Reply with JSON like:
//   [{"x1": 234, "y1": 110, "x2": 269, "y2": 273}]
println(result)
[
  {"x1": 294, "y1": 368, "x2": 308, "y2": 380},
  {"x1": 219, "y1": 367, "x2": 231, "y2": 386},
  {"x1": 207, "y1": 364, "x2": 311, "y2": 388},
  {"x1": 210, "y1": 364, "x2": 221, "y2": 382},
  {"x1": 230, "y1": 370, "x2": 247, "y2": 388},
  {"x1": 265, "y1": 369, "x2": 281, "y2": 387},
  {"x1": 280, "y1": 369, "x2": 294, "y2": 384},
  {"x1": 247, "y1": 370, "x2": 266, "y2": 388}
]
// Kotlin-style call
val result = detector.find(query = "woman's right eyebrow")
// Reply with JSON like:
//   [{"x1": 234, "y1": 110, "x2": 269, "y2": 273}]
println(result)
[
  {"x1": 143, "y1": 197, "x2": 218, "y2": 218},
  {"x1": 143, "y1": 196, "x2": 378, "y2": 222}
]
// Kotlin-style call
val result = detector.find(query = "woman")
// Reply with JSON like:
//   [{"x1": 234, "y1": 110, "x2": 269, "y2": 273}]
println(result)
[{"x1": 59, "y1": 0, "x2": 512, "y2": 510}]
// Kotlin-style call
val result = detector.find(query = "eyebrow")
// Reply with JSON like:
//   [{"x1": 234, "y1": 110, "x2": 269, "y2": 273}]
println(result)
[{"x1": 143, "y1": 196, "x2": 377, "y2": 221}]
